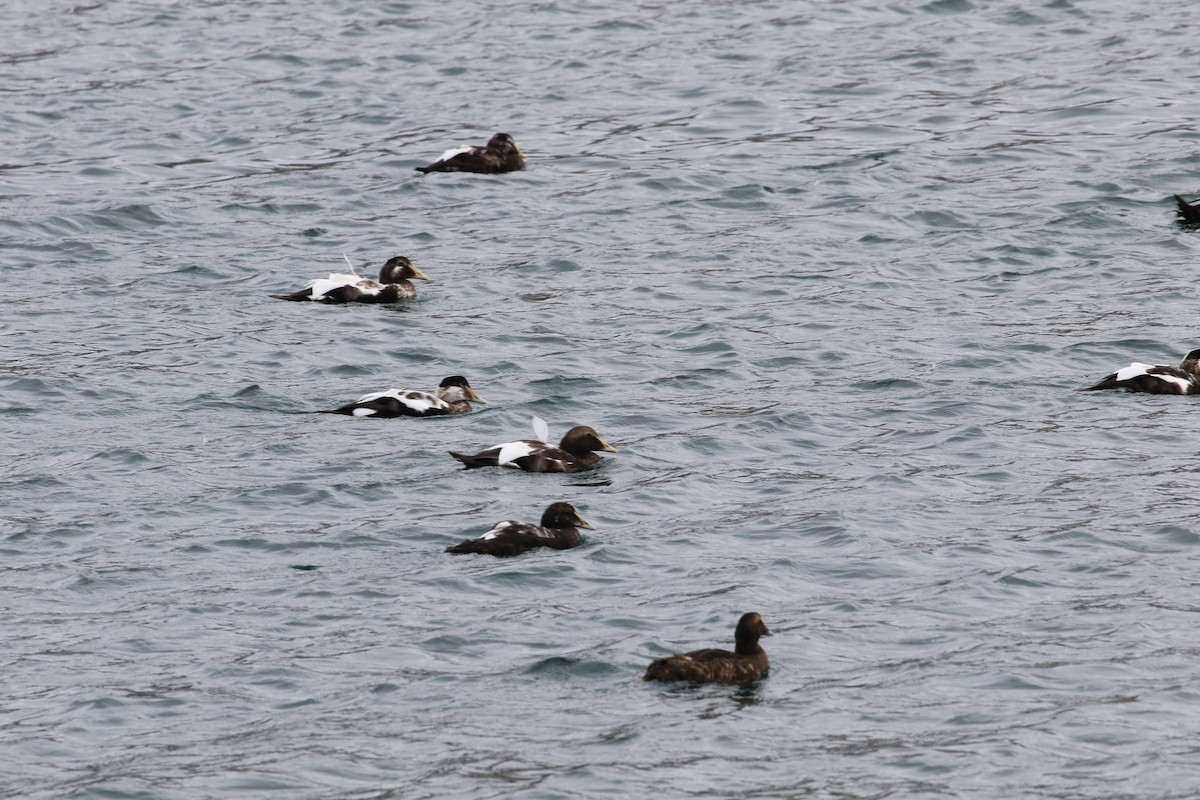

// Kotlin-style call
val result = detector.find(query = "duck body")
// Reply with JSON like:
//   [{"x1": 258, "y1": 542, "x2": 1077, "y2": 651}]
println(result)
[
  {"x1": 449, "y1": 424, "x2": 617, "y2": 473},
  {"x1": 322, "y1": 376, "x2": 484, "y2": 417},
  {"x1": 273, "y1": 256, "x2": 429, "y2": 303},
  {"x1": 1082, "y1": 349, "x2": 1200, "y2": 395},
  {"x1": 1175, "y1": 195, "x2": 1200, "y2": 223},
  {"x1": 415, "y1": 133, "x2": 524, "y2": 175},
  {"x1": 445, "y1": 502, "x2": 594, "y2": 557},
  {"x1": 644, "y1": 613, "x2": 772, "y2": 685}
]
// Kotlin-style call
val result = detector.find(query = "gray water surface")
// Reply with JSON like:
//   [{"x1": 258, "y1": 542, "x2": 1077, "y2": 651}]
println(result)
[{"x1": 5, "y1": 1, "x2": 1200, "y2": 798}]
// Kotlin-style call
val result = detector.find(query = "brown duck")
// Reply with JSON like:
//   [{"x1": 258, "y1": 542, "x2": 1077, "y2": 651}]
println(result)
[{"x1": 644, "y1": 612, "x2": 772, "y2": 685}]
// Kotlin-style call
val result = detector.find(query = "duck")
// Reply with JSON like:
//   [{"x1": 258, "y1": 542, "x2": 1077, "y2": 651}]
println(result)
[
  {"x1": 272, "y1": 256, "x2": 430, "y2": 303},
  {"x1": 449, "y1": 416, "x2": 617, "y2": 472},
  {"x1": 320, "y1": 376, "x2": 485, "y2": 417},
  {"x1": 643, "y1": 612, "x2": 772, "y2": 685},
  {"x1": 1175, "y1": 195, "x2": 1200, "y2": 223},
  {"x1": 445, "y1": 502, "x2": 594, "y2": 557},
  {"x1": 1081, "y1": 349, "x2": 1200, "y2": 395},
  {"x1": 415, "y1": 133, "x2": 525, "y2": 175}
]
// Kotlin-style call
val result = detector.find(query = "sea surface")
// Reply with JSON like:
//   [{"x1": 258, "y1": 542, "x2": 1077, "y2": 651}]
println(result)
[{"x1": 4, "y1": 1, "x2": 1200, "y2": 798}]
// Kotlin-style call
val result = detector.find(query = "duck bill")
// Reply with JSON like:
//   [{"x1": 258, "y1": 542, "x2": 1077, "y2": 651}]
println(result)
[
  {"x1": 761, "y1": 627, "x2": 773, "y2": 637},
  {"x1": 574, "y1": 513, "x2": 595, "y2": 530},
  {"x1": 410, "y1": 267, "x2": 432, "y2": 281},
  {"x1": 598, "y1": 437, "x2": 618, "y2": 454},
  {"x1": 465, "y1": 386, "x2": 486, "y2": 403}
]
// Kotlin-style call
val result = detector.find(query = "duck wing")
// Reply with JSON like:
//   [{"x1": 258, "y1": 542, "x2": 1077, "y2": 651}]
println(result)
[
  {"x1": 643, "y1": 648, "x2": 768, "y2": 684},
  {"x1": 416, "y1": 146, "x2": 501, "y2": 174},
  {"x1": 325, "y1": 389, "x2": 449, "y2": 417},
  {"x1": 445, "y1": 520, "x2": 546, "y2": 556}
]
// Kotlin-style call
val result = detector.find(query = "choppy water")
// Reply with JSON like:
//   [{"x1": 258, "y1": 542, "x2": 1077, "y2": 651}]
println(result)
[{"x1": 5, "y1": 1, "x2": 1200, "y2": 797}]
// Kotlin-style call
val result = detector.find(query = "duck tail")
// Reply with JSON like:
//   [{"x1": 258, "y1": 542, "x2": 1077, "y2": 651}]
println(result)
[
  {"x1": 448, "y1": 451, "x2": 490, "y2": 469},
  {"x1": 1175, "y1": 195, "x2": 1200, "y2": 223}
]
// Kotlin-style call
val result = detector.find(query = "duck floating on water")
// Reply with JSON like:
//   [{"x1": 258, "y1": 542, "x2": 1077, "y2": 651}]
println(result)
[
  {"x1": 643, "y1": 612, "x2": 772, "y2": 685},
  {"x1": 272, "y1": 256, "x2": 429, "y2": 303},
  {"x1": 1175, "y1": 195, "x2": 1200, "y2": 224},
  {"x1": 449, "y1": 416, "x2": 617, "y2": 473},
  {"x1": 415, "y1": 133, "x2": 525, "y2": 175},
  {"x1": 1081, "y1": 348, "x2": 1200, "y2": 395},
  {"x1": 445, "y1": 502, "x2": 594, "y2": 557},
  {"x1": 321, "y1": 376, "x2": 485, "y2": 417}
]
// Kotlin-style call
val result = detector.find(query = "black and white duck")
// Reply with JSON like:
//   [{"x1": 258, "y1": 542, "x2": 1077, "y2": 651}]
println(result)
[
  {"x1": 272, "y1": 256, "x2": 429, "y2": 303},
  {"x1": 415, "y1": 133, "x2": 524, "y2": 175},
  {"x1": 445, "y1": 502, "x2": 594, "y2": 557},
  {"x1": 449, "y1": 417, "x2": 617, "y2": 473},
  {"x1": 321, "y1": 376, "x2": 485, "y2": 417}
]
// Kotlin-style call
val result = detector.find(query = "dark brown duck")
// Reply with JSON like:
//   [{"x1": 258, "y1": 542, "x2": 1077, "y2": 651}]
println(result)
[
  {"x1": 643, "y1": 612, "x2": 772, "y2": 685},
  {"x1": 415, "y1": 133, "x2": 525, "y2": 175},
  {"x1": 445, "y1": 502, "x2": 594, "y2": 557}
]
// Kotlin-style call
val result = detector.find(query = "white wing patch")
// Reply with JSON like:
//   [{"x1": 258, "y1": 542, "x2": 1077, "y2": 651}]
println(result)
[
  {"x1": 398, "y1": 390, "x2": 444, "y2": 414},
  {"x1": 439, "y1": 146, "x2": 474, "y2": 162},
  {"x1": 351, "y1": 408, "x2": 377, "y2": 417},
  {"x1": 1152, "y1": 374, "x2": 1193, "y2": 392},
  {"x1": 354, "y1": 389, "x2": 403, "y2": 404},
  {"x1": 497, "y1": 440, "x2": 538, "y2": 467},
  {"x1": 307, "y1": 273, "x2": 359, "y2": 299},
  {"x1": 351, "y1": 388, "x2": 447, "y2": 414},
  {"x1": 480, "y1": 521, "x2": 518, "y2": 540},
  {"x1": 1113, "y1": 363, "x2": 1154, "y2": 382}
]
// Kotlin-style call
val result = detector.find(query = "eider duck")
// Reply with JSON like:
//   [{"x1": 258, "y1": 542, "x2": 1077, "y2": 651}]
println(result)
[
  {"x1": 445, "y1": 502, "x2": 594, "y2": 557},
  {"x1": 1175, "y1": 195, "x2": 1200, "y2": 224},
  {"x1": 272, "y1": 256, "x2": 429, "y2": 303},
  {"x1": 1082, "y1": 349, "x2": 1200, "y2": 395},
  {"x1": 321, "y1": 376, "x2": 485, "y2": 417},
  {"x1": 448, "y1": 417, "x2": 617, "y2": 473},
  {"x1": 415, "y1": 133, "x2": 525, "y2": 175},
  {"x1": 644, "y1": 612, "x2": 772, "y2": 685}
]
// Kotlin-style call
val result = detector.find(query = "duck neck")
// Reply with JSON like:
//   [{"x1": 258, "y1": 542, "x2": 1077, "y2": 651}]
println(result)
[{"x1": 734, "y1": 639, "x2": 761, "y2": 656}]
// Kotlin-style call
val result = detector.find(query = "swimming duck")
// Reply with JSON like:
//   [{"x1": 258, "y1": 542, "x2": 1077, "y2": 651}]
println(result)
[
  {"x1": 272, "y1": 256, "x2": 430, "y2": 303},
  {"x1": 321, "y1": 376, "x2": 485, "y2": 417},
  {"x1": 1082, "y1": 349, "x2": 1200, "y2": 395},
  {"x1": 445, "y1": 502, "x2": 594, "y2": 557},
  {"x1": 1175, "y1": 195, "x2": 1200, "y2": 223},
  {"x1": 415, "y1": 133, "x2": 525, "y2": 175},
  {"x1": 449, "y1": 417, "x2": 617, "y2": 472},
  {"x1": 643, "y1": 612, "x2": 772, "y2": 685}
]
